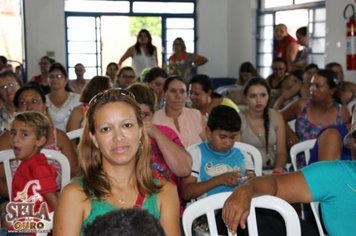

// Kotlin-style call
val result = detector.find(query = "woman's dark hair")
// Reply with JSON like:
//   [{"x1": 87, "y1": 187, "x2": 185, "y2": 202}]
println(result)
[
  {"x1": 13, "y1": 84, "x2": 46, "y2": 108},
  {"x1": 48, "y1": 62, "x2": 72, "y2": 92},
  {"x1": 80, "y1": 76, "x2": 112, "y2": 103},
  {"x1": 134, "y1": 29, "x2": 155, "y2": 56},
  {"x1": 105, "y1": 62, "x2": 118, "y2": 76},
  {"x1": 189, "y1": 74, "x2": 213, "y2": 93},
  {"x1": 163, "y1": 75, "x2": 187, "y2": 92},
  {"x1": 243, "y1": 78, "x2": 271, "y2": 154},
  {"x1": 316, "y1": 69, "x2": 340, "y2": 103},
  {"x1": 143, "y1": 67, "x2": 168, "y2": 83},
  {"x1": 49, "y1": 62, "x2": 68, "y2": 78},
  {"x1": 316, "y1": 69, "x2": 338, "y2": 89},
  {"x1": 304, "y1": 63, "x2": 319, "y2": 72},
  {"x1": 296, "y1": 26, "x2": 307, "y2": 36},
  {"x1": 238, "y1": 62, "x2": 261, "y2": 83}
]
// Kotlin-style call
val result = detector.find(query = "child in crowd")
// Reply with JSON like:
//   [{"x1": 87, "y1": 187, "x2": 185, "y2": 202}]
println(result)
[
  {"x1": 181, "y1": 105, "x2": 255, "y2": 201},
  {"x1": 181, "y1": 105, "x2": 255, "y2": 235},
  {"x1": 1, "y1": 111, "x2": 58, "y2": 233}
]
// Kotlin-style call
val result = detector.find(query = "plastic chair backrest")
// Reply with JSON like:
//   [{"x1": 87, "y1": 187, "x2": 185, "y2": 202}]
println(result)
[
  {"x1": 289, "y1": 139, "x2": 316, "y2": 171},
  {"x1": 182, "y1": 192, "x2": 233, "y2": 236},
  {"x1": 247, "y1": 195, "x2": 301, "y2": 236},
  {"x1": 0, "y1": 148, "x2": 71, "y2": 200},
  {"x1": 66, "y1": 128, "x2": 83, "y2": 140},
  {"x1": 182, "y1": 193, "x2": 301, "y2": 236},
  {"x1": 310, "y1": 202, "x2": 325, "y2": 236},
  {"x1": 234, "y1": 142, "x2": 263, "y2": 176}
]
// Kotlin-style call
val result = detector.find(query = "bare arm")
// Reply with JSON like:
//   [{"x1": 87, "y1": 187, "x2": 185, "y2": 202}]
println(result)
[
  {"x1": 274, "y1": 111, "x2": 288, "y2": 171},
  {"x1": 66, "y1": 106, "x2": 82, "y2": 132},
  {"x1": 56, "y1": 130, "x2": 79, "y2": 176},
  {"x1": 190, "y1": 53, "x2": 208, "y2": 67},
  {"x1": 53, "y1": 183, "x2": 87, "y2": 236},
  {"x1": 158, "y1": 181, "x2": 181, "y2": 236},
  {"x1": 273, "y1": 83, "x2": 302, "y2": 110},
  {"x1": 118, "y1": 46, "x2": 134, "y2": 67},
  {"x1": 180, "y1": 172, "x2": 240, "y2": 200},
  {"x1": 43, "y1": 192, "x2": 58, "y2": 210},
  {"x1": 280, "y1": 98, "x2": 305, "y2": 121},
  {"x1": 222, "y1": 172, "x2": 312, "y2": 232},
  {"x1": 285, "y1": 42, "x2": 299, "y2": 71},
  {"x1": 317, "y1": 128, "x2": 343, "y2": 161},
  {"x1": 146, "y1": 122, "x2": 192, "y2": 177}
]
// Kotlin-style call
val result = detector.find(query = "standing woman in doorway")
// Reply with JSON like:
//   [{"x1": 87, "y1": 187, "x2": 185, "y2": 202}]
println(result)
[{"x1": 118, "y1": 29, "x2": 158, "y2": 76}]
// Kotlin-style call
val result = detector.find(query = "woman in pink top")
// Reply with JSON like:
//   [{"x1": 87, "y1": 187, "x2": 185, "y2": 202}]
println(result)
[{"x1": 153, "y1": 76, "x2": 206, "y2": 147}]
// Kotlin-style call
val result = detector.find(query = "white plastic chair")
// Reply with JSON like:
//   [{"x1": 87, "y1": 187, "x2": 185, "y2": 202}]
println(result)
[
  {"x1": 289, "y1": 139, "x2": 316, "y2": 171},
  {"x1": 66, "y1": 128, "x2": 83, "y2": 140},
  {"x1": 310, "y1": 202, "x2": 325, "y2": 236},
  {"x1": 234, "y1": 142, "x2": 263, "y2": 176},
  {"x1": 182, "y1": 192, "x2": 301, "y2": 236},
  {"x1": 0, "y1": 148, "x2": 71, "y2": 200}
]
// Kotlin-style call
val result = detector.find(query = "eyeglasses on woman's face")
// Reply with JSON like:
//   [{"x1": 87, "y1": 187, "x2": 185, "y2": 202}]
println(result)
[
  {"x1": 0, "y1": 82, "x2": 18, "y2": 91},
  {"x1": 49, "y1": 74, "x2": 65, "y2": 80}
]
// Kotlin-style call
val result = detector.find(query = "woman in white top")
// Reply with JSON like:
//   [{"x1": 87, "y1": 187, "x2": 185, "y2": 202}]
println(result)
[
  {"x1": 118, "y1": 29, "x2": 158, "y2": 76},
  {"x1": 46, "y1": 62, "x2": 80, "y2": 132}
]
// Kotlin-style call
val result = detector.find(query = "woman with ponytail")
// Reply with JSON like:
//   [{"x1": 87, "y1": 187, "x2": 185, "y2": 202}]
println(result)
[{"x1": 239, "y1": 78, "x2": 287, "y2": 172}]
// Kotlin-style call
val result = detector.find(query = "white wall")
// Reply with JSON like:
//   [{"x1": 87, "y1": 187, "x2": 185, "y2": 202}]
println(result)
[
  {"x1": 24, "y1": 0, "x2": 355, "y2": 81},
  {"x1": 325, "y1": 0, "x2": 355, "y2": 81},
  {"x1": 24, "y1": 0, "x2": 66, "y2": 79}
]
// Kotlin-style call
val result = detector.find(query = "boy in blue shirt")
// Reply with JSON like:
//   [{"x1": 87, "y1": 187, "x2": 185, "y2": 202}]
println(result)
[{"x1": 181, "y1": 105, "x2": 255, "y2": 200}]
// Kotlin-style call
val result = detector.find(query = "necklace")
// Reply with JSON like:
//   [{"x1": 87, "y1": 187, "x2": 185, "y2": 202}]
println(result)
[{"x1": 117, "y1": 198, "x2": 126, "y2": 206}]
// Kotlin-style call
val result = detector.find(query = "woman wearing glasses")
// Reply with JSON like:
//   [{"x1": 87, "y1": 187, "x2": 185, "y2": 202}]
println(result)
[
  {"x1": 54, "y1": 89, "x2": 180, "y2": 236},
  {"x1": 46, "y1": 62, "x2": 81, "y2": 132},
  {"x1": 0, "y1": 70, "x2": 20, "y2": 135}
]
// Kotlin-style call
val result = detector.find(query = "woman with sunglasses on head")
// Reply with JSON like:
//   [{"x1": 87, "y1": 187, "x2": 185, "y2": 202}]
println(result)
[
  {"x1": 0, "y1": 70, "x2": 21, "y2": 135},
  {"x1": 46, "y1": 62, "x2": 81, "y2": 132},
  {"x1": 53, "y1": 89, "x2": 180, "y2": 236}
]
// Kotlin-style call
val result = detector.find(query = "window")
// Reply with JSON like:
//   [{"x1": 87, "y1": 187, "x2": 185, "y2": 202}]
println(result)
[
  {"x1": 257, "y1": 0, "x2": 325, "y2": 78},
  {"x1": 64, "y1": 0, "x2": 196, "y2": 79}
]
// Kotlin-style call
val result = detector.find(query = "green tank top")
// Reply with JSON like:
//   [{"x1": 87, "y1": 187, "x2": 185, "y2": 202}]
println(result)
[{"x1": 75, "y1": 177, "x2": 160, "y2": 234}]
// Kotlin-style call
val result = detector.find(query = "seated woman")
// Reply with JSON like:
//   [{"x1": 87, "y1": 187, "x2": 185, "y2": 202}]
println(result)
[
  {"x1": 142, "y1": 67, "x2": 168, "y2": 110},
  {"x1": 240, "y1": 78, "x2": 287, "y2": 172},
  {"x1": 188, "y1": 74, "x2": 239, "y2": 118},
  {"x1": 53, "y1": 89, "x2": 180, "y2": 235},
  {"x1": 153, "y1": 76, "x2": 206, "y2": 148},
  {"x1": 0, "y1": 84, "x2": 79, "y2": 199},
  {"x1": 282, "y1": 69, "x2": 350, "y2": 145},
  {"x1": 46, "y1": 62, "x2": 81, "y2": 132},
  {"x1": 66, "y1": 76, "x2": 112, "y2": 132},
  {"x1": 127, "y1": 83, "x2": 191, "y2": 184}
]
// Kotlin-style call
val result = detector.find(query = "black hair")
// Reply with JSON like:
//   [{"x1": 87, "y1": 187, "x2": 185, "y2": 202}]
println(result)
[
  {"x1": 189, "y1": 74, "x2": 213, "y2": 93},
  {"x1": 0, "y1": 55, "x2": 8, "y2": 65},
  {"x1": 163, "y1": 75, "x2": 187, "y2": 92},
  {"x1": 304, "y1": 63, "x2": 319, "y2": 72},
  {"x1": 316, "y1": 69, "x2": 338, "y2": 89},
  {"x1": 49, "y1": 62, "x2": 68, "y2": 78},
  {"x1": 134, "y1": 29, "x2": 156, "y2": 56},
  {"x1": 144, "y1": 67, "x2": 168, "y2": 83},
  {"x1": 296, "y1": 26, "x2": 307, "y2": 36},
  {"x1": 83, "y1": 209, "x2": 165, "y2": 236},
  {"x1": 243, "y1": 78, "x2": 271, "y2": 154},
  {"x1": 207, "y1": 105, "x2": 241, "y2": 132},
  {"x1": 13, "y1": 84, "x2": 46, "y2": 108}
]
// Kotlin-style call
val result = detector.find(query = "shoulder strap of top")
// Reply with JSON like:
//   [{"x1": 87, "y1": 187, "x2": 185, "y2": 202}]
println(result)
[{"x1": 134, "y1": 189, "x2": 146, "y2": 208}]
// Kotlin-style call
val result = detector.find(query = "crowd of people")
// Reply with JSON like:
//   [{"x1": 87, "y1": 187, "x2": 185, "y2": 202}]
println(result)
[{"x1": 0, "y1": 25, "x2": 355, "y2": 236}]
